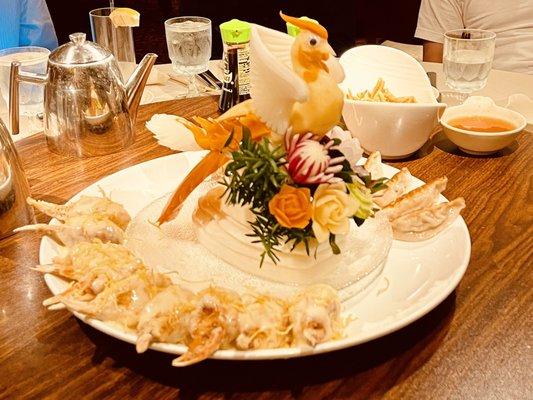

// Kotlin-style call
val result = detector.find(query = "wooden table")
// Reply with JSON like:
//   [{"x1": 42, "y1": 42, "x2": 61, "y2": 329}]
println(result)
[{"x1": 0, "y1": 97, "x2": 531, "y2": 399}]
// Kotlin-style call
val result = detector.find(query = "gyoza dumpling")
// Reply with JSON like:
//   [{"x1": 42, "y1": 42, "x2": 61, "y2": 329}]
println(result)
[
  {"x1": 378, "y1": 177, "x2": 448, "y2": 221},
  {"x1": 364, "y1": 151, "x2": 383, "y2": 179},
  {"x1": 373, "y1": 168, "x2": 412, "y2": 208},
  {"x1": 391, "y1": 197, "x2": 465, "y2": 241}
]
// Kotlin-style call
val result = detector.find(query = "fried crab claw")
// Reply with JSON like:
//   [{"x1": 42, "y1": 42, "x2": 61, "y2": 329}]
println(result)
[
  {"x1": 27, "y1": 195, "x2": 131, "y2": 229},
  {"x1": 15, "y1": 213, "x2": 125, "y2": 246},
  {"x1": 289, "y1": 284, "x2": 342, "y2": 346},
  {"x1": 171, "y1": 287, "x2": 241, "y2": 367}
]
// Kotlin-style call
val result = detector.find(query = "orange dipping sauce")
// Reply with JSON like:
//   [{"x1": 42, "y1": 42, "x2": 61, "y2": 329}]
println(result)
[{"x1": 448, "y1": 116, "x2": 516, "y2": 133}]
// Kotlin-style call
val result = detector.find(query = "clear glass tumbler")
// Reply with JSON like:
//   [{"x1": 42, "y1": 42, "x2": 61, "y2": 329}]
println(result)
[
  {"x1": 443, "y1": 29, "x2": 496, "y2": 94},
  {"x1": 164, "y1": 16, "x2": 212, "y2": 97},
  {"x1": 89, "y1": 7, "x2": 136, "y2": 80},
  {"x1": 0, "y1": 47, "x2": 49, "y2": 108}
]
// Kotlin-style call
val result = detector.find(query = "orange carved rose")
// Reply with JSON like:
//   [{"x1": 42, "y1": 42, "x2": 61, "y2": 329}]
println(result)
[{"x1": 268, "y1": 185, "x2": 312, "y2": 229}]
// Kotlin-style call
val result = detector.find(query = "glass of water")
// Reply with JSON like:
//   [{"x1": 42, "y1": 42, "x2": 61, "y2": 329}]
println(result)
[
  {"x1": 165, "y1": 16, "x2": 212, "y2": 98},
  {"x1": 443, "y1": 29, "x2": 496, "y2": 94}
]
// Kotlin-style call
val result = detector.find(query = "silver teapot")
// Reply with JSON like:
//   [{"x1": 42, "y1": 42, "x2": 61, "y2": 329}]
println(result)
[
  {"x1": 9, "y1": 32, "x2": 157, "y2": 157},
  {"x1": 0, "y1": 117, "x2": 34, "y2": 239}
]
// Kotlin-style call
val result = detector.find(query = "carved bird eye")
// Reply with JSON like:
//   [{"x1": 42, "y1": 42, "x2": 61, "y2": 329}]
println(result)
[{"x1": 309, "y1": 37, "x2": 317, "y2": 46}]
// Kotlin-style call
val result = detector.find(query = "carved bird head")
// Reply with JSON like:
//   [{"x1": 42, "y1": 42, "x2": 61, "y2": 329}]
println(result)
[{"x1": 280, "y1": 12, "x2": 335, "y2": 72}]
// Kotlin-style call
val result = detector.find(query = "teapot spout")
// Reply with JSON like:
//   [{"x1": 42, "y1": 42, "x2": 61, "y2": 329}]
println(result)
[{"x1": 125, "y1": 53, "x2": 157, "y2": 126}]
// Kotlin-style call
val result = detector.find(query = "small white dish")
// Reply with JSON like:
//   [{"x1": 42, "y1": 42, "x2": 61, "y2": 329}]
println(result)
[
  {"x1": 441, "y1": 96, "x2": 527, "y2": 155},
  {"x1": 339, "y1": 45, "x2": 446, "y2": 159}
]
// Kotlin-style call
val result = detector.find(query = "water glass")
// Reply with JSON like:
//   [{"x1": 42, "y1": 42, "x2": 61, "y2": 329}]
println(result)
[
  {"x1": 164, "y1": 16, "x2": 212, "y2": 97},
  {"x1": 0, "y1": 47, "x2": 49, "y2": 108},
  {"x1": 89, "y1": 7, "x2": 136, "y2": 80},
  {"x1": 443, "y1": 29, "x2": 496, "y2": 93}
]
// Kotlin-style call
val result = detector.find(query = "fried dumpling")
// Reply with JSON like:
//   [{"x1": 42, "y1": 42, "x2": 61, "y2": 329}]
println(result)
[
  {"x1": 379, "y1": 177, "x2": 448, "y2": 221},
  {"x1": 364, "y1": 151, "x2": 383, "y2": 179},
  {"x1": 390, "y1": 197, "x2": 465, "y2": 241},
  {"x1": 373, "y1": 167, "x2": 412, "y2": 208}
]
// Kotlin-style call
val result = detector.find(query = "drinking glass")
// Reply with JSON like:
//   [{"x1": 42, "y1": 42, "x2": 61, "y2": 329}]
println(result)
[
  {"x1": 89, "y1": 7, "x2": 136, "y2": 80},
  {"x1": 443, "y1": 29, "x2": 496, "y2": 94},
  {"x1": 0, "y1": 47, "x2": 49, "y2": 110},
  {"x1": 164, "y1": 16, "x2": 212, "y2": 97}
]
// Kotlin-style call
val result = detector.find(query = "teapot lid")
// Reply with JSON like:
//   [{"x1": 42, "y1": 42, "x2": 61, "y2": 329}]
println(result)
[{"x1": 49, "y1": 33, "x2": 112, "y2": 64}]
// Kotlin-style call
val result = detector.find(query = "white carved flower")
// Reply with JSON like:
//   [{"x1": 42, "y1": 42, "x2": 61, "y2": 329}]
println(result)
[
  {"x1": 327, "y1": 126, "x2": 363, "y2": 170},
  {"x1": 311, "y1": 182, "x2": 359, "y2": 243}
]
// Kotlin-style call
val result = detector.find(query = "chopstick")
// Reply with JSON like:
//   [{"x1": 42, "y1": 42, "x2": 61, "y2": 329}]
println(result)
[
  {"x1": 168, "y1": 73, "x2": 219, "y2": 94},
  {"x1": 200, "y1": 70, "x2": 222, "y2": 89},
  {"x1": 196, "y1": 73, "x2": 219, "y2": 90}
]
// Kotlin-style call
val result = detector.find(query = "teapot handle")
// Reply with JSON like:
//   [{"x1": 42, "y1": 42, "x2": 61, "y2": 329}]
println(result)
[{"x1": 8, "y1": 61, "x2": 47, "y2": 135}]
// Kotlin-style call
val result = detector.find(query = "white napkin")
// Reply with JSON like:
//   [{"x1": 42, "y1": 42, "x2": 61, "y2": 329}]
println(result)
[
  {"x1": 147, "y1": 67, "x2": 170, "y2": 85},
  {"x1": 120, "y1": 63, "x2": 170, "y2": 85},
  {"x1": 506, "y1": 94, "x2": 533, "y2": 131},
  {"x1": 146, "y1": 114, "x2": 202, "y2": 151}
]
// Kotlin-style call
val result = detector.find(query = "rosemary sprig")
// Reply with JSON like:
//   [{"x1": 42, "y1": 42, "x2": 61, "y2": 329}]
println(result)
[
  {"x1": 223, "y1": 130, "x2": 288, "y2": 210},
  {"x1": 223, "y1": 129, "x2": 296, "y2": 265}
]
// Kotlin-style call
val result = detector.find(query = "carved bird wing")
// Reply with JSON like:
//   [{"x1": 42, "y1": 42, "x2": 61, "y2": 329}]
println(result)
[{"x1": 250, "y1": 24, "x2": 308, "y2": 134}]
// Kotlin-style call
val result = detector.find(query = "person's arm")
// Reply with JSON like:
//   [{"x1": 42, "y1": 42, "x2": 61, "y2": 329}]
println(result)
[
  {"x1": 0, "y1": 2, "x2": 21, "y2": 49},
  {"x1": 414, "y1": 0, "x2": 463, "y2": 62},
  {"x1": 19, "y1": 0, "x2": 58, "y2": 50},
  {"x1": 423, "y1": 41, "x2": 444, "y2": 62}
]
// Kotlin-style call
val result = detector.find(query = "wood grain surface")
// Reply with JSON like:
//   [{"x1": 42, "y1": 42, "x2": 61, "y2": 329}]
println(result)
[{"x1": 0, "y1": 96, "x2": 531, "y2": 400}]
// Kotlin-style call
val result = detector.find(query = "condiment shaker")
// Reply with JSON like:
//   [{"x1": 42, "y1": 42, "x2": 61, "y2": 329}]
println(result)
[{"x1": 219, "y1": 19, "x2": 251, "y2": 112}]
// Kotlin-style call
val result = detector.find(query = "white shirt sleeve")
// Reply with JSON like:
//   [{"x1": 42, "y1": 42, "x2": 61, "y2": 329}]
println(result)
[{"x1": 415, "y1": 0, "x2": 465, "y2": 43}]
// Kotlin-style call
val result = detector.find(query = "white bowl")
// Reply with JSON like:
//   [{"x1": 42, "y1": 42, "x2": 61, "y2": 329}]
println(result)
[
  {"x1": 342, "y1": 100, "x2": 446, "y2": 159},
  {"x1": 339, "y1": 45, "x2": 446, "y2": 159},
  {"x1": 441, "y1": 96, "x2": 527, "y2": 155}
]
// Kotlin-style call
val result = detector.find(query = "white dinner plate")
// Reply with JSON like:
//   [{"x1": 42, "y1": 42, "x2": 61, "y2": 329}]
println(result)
[{"x1": 39, "y1": 152, "x2": 471, "y2": 361}]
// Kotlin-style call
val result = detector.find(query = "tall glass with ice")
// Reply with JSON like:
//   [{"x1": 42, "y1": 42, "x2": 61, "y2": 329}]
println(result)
[
  {"x1": 164, "y1": 16, "x2": 212, "y2": 97},
  {"x1": 443, "y1": 29, "x2": 496, "y2": 93}
]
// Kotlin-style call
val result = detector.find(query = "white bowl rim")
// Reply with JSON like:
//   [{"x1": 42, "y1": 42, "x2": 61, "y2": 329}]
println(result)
[
  {"x1": 441, "y1": 106, "x2": 527, "y2": 137},
  {"x1": 0, "y1": 46, "x2": 50, "y2": 66},
  {"x1": 343, "y1": 97, "x2": 446, "y2": 108}
]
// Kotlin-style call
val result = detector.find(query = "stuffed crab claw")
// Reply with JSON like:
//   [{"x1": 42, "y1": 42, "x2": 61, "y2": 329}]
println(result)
[
  {"x1": 172, "y1": 287, "x2": 242, "y2": 367},
  {"x1": 50, "y1": 269, "x2": 172, "y2": 329},
  {"x1": 34, "y1": 241, "x2": 144, "y2": 297},
  {"x1": 235, "y1": 293, "x2": 291, "y2": 350},
  {"x1": 135, "y1": 285, "x2": 195, "y2": 353},
  {"x1": 27, "y1": 196, "x2": 131, "y2": 230},
  {"x1": 15, "y1": 213, "x2": 125, "y2": 246},
  {"x1": 289, "y1": 284, "x2": 342, "y2": 347}
]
